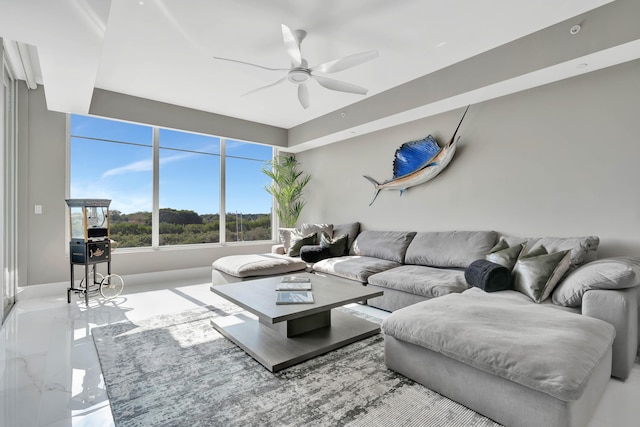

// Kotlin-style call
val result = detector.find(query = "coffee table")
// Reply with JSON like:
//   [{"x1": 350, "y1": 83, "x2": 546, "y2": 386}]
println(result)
[{"x1": 209, "y1": 273, "x2": 383, "y2": 372}]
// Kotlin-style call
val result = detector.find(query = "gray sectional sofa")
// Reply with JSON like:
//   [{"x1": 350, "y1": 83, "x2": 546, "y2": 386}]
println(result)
[
  {"x1": 211, "y1": 222, "x2": 640, "y2": 426},
  {"x1": 212, "y1": 223, "x2": 639, "y2": 379}
]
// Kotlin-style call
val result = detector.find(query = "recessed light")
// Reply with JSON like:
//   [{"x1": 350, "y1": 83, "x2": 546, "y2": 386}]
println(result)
[{"x1": 570, "y1": 25, "x2": 581, "y2": 35}]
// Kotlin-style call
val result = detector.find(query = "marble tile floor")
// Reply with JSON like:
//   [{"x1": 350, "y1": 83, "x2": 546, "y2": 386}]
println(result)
[{"x1": 0, "y1": 272, "x2": 638, "y2": 427}]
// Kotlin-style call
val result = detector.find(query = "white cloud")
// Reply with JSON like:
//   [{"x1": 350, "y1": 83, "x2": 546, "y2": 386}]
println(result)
[
  {"x1": 100, "y1": 152, "x2": 195, "y2": 179},
  {"x1": 101, "y1": 159, "x2": 152, "y2": 178}
]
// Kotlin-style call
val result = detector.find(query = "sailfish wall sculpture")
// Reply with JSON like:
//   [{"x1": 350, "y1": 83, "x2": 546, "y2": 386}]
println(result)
[{"x1": 363, "y1": 106, "x2": 470, "y2": 206}]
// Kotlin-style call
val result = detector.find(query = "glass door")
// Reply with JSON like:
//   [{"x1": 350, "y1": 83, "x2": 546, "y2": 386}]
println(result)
[{"x1": 1, "y1": 51, "x2": 17, "y2": 323}]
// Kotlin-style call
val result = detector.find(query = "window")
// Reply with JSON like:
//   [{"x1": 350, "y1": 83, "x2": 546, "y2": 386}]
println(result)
[
  {"x1": 225, "y1": 140, "x2": 273, "y2": 242},
  {"x1": 70, "y1": 116, "x2": 153, "y2": 248},
  {"x1": 69, "y1": 115, "x2": 274, "y2": 248},
  {"x1": 158, "y1": 129, "x2": 221, "y2": 246}
]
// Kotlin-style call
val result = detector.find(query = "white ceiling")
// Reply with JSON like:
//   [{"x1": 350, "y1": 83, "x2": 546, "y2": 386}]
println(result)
[{"x1": 1, "y1": 0, "x2": 637, "y2": 137}]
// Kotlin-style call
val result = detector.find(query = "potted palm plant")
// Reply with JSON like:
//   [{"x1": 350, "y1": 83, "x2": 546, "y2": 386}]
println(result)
[{"x1": 262, "y1": 154, "x2": 311, "y2": 228}]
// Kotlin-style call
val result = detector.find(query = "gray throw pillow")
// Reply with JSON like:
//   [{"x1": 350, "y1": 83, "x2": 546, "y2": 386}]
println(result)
[
  {"x1": 287, "y1": 230, "x2": 316, "y2": 257},
  {"x1": 485, "y1": 240, "x2": 525, "y2": 271},
  {"x1": 333, "y1": 222, "x2": 360, "y2": 253},
  {"x1": 513, "y1": 246, "x2": 571, "y2": 303},
  {"x1": 320, "y1": 232, "x2": 349, "y2": 257},
  {"x1": 552, "y1": 257, "x2": 640, "y2": 307}
]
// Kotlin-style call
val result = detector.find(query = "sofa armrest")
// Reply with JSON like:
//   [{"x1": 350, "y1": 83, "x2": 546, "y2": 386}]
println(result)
[
  {"x1": 272, "y1": 244, "x2": 285, "y2": 255},
  {"x1": 582, "y1": 286, "x2": 638, "y2": 380}
]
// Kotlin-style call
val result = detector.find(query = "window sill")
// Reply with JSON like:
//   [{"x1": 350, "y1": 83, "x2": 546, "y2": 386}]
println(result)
[{"x1": 111, "y1": 240, "x2": 278, "y2": 254}]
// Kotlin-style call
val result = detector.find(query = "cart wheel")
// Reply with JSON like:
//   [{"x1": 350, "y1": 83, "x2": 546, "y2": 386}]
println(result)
[
  {"x1": 100, "y1": 274, "x2": 124, "y2": 299},
  {"x1": 79, "y1": 273, "x2": 104, "y2": 291}
]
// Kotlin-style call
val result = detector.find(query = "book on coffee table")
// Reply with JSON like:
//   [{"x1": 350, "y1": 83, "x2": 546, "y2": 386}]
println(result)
[
  {"x1": 276, "y1": 282, "x2": 311, "y2": 291},
  {"x1": 276, "y1": 291, "x2": 314, "y2": 304},
  {"x1": 276, "y1": 276, "x2": 312, "y2": 291},
  {"x1": 280, "y1": 276, "x2": 310, "y2": 283}
]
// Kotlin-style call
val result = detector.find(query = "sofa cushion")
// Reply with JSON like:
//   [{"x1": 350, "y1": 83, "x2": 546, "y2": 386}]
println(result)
[
  {"x1": 313, "y1": 256, "x2": 401, "y2": 283},
  {"x1": 462, "y1": 287, "x2": 580, "y2": 314},
  {"x1": 552, "y1": 257, "x2": 640, "y2": 307},
  {"x1": 382, "y1": 293, "x2": 615, "y2": 401},
  {"x1": 368, "y1": 265, "x2": 468, "y2": 298},
  {"x1": 404, "y1": 231, "x2": 498, "y2": 268},
  {"x1": 502, "y1": 235, "x2": 599, "y2": 273},
  {"x1": 212, "y1": 254, "x2": 307, "y2": 278},
  {"x1": 350, "y1": 231, "x2": 416, "y2": 263},
  {"x1": 332, "y1": 222, "x2": 360, "y2": 253}
]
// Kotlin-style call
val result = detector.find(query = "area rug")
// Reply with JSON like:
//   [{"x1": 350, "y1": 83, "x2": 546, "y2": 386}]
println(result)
[{"x1": 92, "y1": 304, "x2": 501, "y2": 427}]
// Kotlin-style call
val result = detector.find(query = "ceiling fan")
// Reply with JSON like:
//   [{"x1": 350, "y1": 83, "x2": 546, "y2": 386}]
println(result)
[{"x1": 214, "y1": 24, "x2": 378, "y2": 109}]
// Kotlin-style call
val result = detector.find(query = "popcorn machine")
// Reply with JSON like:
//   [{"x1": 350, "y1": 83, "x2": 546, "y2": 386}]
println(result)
[{"x1": 65, "y1": 199, "x2": 122, "y2": 305}]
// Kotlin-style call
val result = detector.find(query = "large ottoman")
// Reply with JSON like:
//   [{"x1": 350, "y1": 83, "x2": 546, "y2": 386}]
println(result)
[
  {"x1": 382, "y1": 293, "x2": 615, "y2": 427},
  {"x1": 211, "y1": 253, "x2": 307, "y2": 285}
]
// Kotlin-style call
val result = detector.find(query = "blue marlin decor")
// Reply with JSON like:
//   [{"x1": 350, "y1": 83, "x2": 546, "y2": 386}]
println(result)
[{"x1": 364, "y1": 106, "x2": 469, "y2": 206}]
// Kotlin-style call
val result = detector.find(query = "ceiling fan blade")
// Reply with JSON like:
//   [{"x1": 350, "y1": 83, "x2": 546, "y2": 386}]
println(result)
[
  {"x1": 281, "y1": 24, "x2": 302, "y2": 67},
  {"x1": 242, "y1": 76, "x2": 288, "y2": 97},
  {"x1": 298, "y1": 83, "x2": 310, "y2": 109},
  {"x1": 311, "y1": 74, "x2": 369, "y2": 95},
  {"x1": 311, "y1": 49, "x2": 378, "y2": 74},
  {"x1": 213, "y1": 56, "x2": 288, "y2": 72}
]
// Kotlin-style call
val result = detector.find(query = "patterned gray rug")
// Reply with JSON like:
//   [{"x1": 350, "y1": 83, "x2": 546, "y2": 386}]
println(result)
[{"x1": 92, "y1": 303, "x2": 501, "y2": 427}]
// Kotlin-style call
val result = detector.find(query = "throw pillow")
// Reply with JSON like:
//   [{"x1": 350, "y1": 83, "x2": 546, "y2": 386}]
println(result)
[
  {"x1": 287, "y1": 230, "x2": 316, "y2": 257},
  {"x1": 485, "y1": 240, "x2": 525, "y2": 270},
  {"x1": 464, "y1": 259, "x2": 512, "y2": 292},
  {"x1": 552, "y1": 257, "x2": 640, "y2": 307},
  {"x1": 521, "y1": 245, "x2": 548, "y2": 258},
  {"x1": 320, "y1": 232, "x2": 349, "y2": 257},
  {"x1": 279, "y1": 227, "x2": 297, "y2": 252},
  {"x1": 512, "y1": 246, "x2": 571, "y2": 303},
  {"x1": 300, "y1": 245, "x2": 332, "y2": 263},
  {"x1": 300, "y1": 223, "x2": 333, "y2": 243},
  {"x1": 333, "y1": 222, "x2": 360, "y2": 254}
]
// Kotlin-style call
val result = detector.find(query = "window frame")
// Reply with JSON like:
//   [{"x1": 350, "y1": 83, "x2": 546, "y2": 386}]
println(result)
[{"x1": 67, "y1": 114, "x2": 277, "y2": 252}]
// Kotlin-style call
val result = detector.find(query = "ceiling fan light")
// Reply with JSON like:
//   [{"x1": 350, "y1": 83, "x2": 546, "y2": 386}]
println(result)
[{"x1": 288, "y1": 69, "x2": 310, "y2": 83}]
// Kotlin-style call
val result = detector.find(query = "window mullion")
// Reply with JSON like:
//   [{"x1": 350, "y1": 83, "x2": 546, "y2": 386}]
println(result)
[
  {"x1": 152, "y1": 127, "x2": 159, "y2": 248},
  {"x1": 220, "y1": 138, "x2": 226, "y2": 244}
]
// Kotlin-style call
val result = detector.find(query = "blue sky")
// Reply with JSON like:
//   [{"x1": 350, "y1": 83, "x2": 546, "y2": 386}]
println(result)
[{"x1": 70, "y1": 115, "x2": 273, "y2": 215}]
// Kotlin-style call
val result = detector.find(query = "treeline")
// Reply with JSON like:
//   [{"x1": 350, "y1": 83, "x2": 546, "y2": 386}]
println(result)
[{"x1": 110, "y1": 208, "x2": 271, "y2": 247}]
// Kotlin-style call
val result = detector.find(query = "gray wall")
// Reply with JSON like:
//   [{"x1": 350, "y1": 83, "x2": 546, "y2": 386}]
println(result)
[
  {"x1": 296, "y1": 59, "x2": 640, "y2": 258},
  {"x1": 18, "y1": 59, "x2": 640, "y2": 286},
  {"x1": 89, "y1": 89, "x2": 287, "y2": 147}
]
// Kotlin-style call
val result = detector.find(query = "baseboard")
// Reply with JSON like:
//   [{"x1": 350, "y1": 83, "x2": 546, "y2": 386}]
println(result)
[{"x1": 17, "y1": 266, "x2": 212, "y2": 300}]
